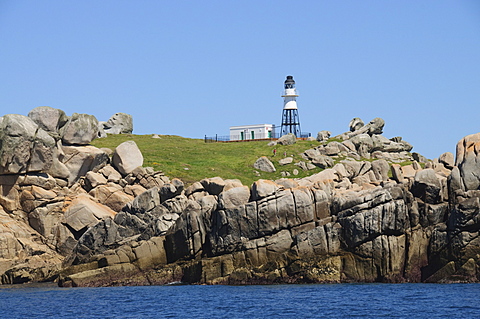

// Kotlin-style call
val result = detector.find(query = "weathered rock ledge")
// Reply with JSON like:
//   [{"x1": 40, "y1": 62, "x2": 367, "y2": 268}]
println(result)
[{"x1": 1, "y1": 110, "x2": 479, "y2": 286}]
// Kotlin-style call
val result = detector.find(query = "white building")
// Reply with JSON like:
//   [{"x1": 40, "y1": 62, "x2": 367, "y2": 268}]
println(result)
[{"x1": 229, "y1": 124, "x2": 275, "y2": 141}]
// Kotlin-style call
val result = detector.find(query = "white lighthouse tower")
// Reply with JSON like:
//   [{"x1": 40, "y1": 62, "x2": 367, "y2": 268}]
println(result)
[{"x1": 280, "y1": 75, "x2": 301, "y2": 137}]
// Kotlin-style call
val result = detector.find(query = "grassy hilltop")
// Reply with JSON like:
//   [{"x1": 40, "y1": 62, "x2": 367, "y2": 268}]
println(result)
[{"x1": 91, "y1": 134, "x2": 323, "y2": 186}]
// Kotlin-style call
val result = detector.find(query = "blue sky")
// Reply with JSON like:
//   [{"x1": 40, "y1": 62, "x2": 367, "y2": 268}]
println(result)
[{"x1": 1, "y1": 1, "x2": 479, "y2": 159}]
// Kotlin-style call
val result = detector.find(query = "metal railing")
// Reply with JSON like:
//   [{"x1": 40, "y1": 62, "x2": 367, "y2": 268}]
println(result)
[
  {"x1": 204, "y1": 132, "x2": 311, "y2": 143},
  {"x1": 299, "y1": 132, "x2": 312, "y2": 138}
]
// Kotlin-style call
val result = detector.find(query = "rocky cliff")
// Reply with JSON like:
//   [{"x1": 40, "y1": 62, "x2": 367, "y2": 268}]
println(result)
[{"x1": 1, "y1": 108, "x2": 479, "y2": 286}]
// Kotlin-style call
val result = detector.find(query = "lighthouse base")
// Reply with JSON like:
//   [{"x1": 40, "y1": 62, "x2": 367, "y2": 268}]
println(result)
[{"x1": 280, "y1": 109, "x2": 301, "y2": 137}]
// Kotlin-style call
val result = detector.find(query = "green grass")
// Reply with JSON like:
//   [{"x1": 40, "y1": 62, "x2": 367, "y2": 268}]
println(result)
[
  {"x1": 91, "y1": 134, "x2": 323, "y2": 187},
  {"x1": 323, "y1": 137, "x2": 343, "y2": 144}
]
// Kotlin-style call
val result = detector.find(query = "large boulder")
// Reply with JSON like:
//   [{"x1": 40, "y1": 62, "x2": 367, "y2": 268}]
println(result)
[
  {"x1": 112, "y1": 141, "x2": 144, "y2": 175},
  {"x1": 349, "y1": 134, "x2": 374, "y2": 157},
  {"x1": 366, "y1": 117, "x2": 385, "y2": 135},
  {"x1": 102, "y1": 113, "x2": 133, "y2": 134},
  {"x1": 159, "y1": 178, "x2": 184, "y2": 202},
  {"x1": 372, "y1": 135, "x2": 404, "y2": 152},
  {"x1": 218, "y1": 186, "x2": 250, "y2": 209},
  {"x1": 372, "y1": 135, "x2": 413, "y2": 153},
  {"x1": 439, "y1": 152, "x2": 454, "y2": 170},
  {"x1": 411, "y1": 169, "x2": 441, "y2": 204},
  {"x1": 451, "y1": 133, "x2": 480, "y2": 191},
  {"x1": 316, "y1": 130, "x2": 331, "y2": 142},
  {"x1": 63, "y1": 194, "x2": 117, "y2": 233},
  {"x1": 349, "y1": 118, "x2": 364, "y2": 132},
  {"x1": 338, "y1": 118, "x2": 385, "y2": 140},
  {"x1": 200, "y1": 177, "x2": 226, "y2": 195},
  {"x1": 61, "y1": 145, "x2": 110, "y2": 185},
  {"x1": 0, "y1": 114, "x2": 55, "y2": 174},
  {"x1": 251, "y1": 179, "x2": 282, "y2": 200},
  {"x1": 371, "y1": 159, "x2": 390, "y2": 181},
  {"x1": 28, "y1": 106, "x2": 68, "y2": 138},
  {"x1": 61, "y1": 113, "x2": 99, "y2": 145},
  {"x1": 277, "y1": 133, "x2": 296, "y2": 145},
  {"x1": 323, "y1": 141, "x2": 348, "y2": 156},
  {"x1": 253, "y1": 156, "x2": 276, "y2": 173}
]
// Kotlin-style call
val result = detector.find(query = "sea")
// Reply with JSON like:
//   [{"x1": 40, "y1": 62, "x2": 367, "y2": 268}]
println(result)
[{"x1": 0, "y1": 283, "x2": 479, "y2": 318}]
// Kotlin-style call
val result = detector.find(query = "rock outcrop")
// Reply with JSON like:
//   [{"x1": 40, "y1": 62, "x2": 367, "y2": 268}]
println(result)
[
  {"x1": 316, "y1": 130, "x2": 331, "y2": 142},
  {"x1": 28, "y1": 106, "x2": 68, "y2": 139},
  {"x1": 1, "y1": 111, "x2": 479, "y2": 287},
  {"x1": 61, "y1": 113, "x2": 100, "y2": 145},
  {"x1": 451, "y1": 133, "x2": 480, "y2": 191},
  {"x1": 101, "y1": 113, "x2": 133, "y2": 135},
  {"x1": 304, "y1": 118, "x2": 413, "y2": 165},
  {"x1": 0, "y1": 107, "x2": 164, "y2": 284},
  {"x1": 57, "y1": 126, "x2": 480, "y2": 286},
  {"x1": 0, "y1": 114, "x2": 56, "y2": 175}
]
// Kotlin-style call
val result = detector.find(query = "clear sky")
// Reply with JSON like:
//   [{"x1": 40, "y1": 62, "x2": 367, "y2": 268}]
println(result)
[{"x1": 1, "y1": 1, "x2": 479, "y2": 159}]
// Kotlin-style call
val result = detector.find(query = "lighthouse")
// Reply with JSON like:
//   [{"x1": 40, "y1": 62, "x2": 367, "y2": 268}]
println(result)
[{"x1": 280, "y1": 75, "x2": 301, "y2": 137}]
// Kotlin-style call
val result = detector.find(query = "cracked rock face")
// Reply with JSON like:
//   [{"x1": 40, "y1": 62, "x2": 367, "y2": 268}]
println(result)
[
  {"x1": 61, "y1": 113, "x2": 100, "y2": 145},
  {"x1": 28, "y1": 106, "x2": 68, "y2": 137},
  {"x1": 452, "y1": 133, "x2": 480, "y2": 191},
  {"x1": 102, "y1": 113, "x2": 133, "y2": 134},
  {"x1": 51, "y1": 119, "x2": 480, "y2": 285},
  {"x1": 1, "y1": 110, "x2": 480, "y2": 286},
  {"x1": 0, "y1": 114, "x2": 55, "y2": 174}
]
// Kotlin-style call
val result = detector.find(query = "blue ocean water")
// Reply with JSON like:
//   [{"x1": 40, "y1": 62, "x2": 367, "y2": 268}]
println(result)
[{"x1": 0, "y1": 283, "x2": 479, "y2": 318}]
